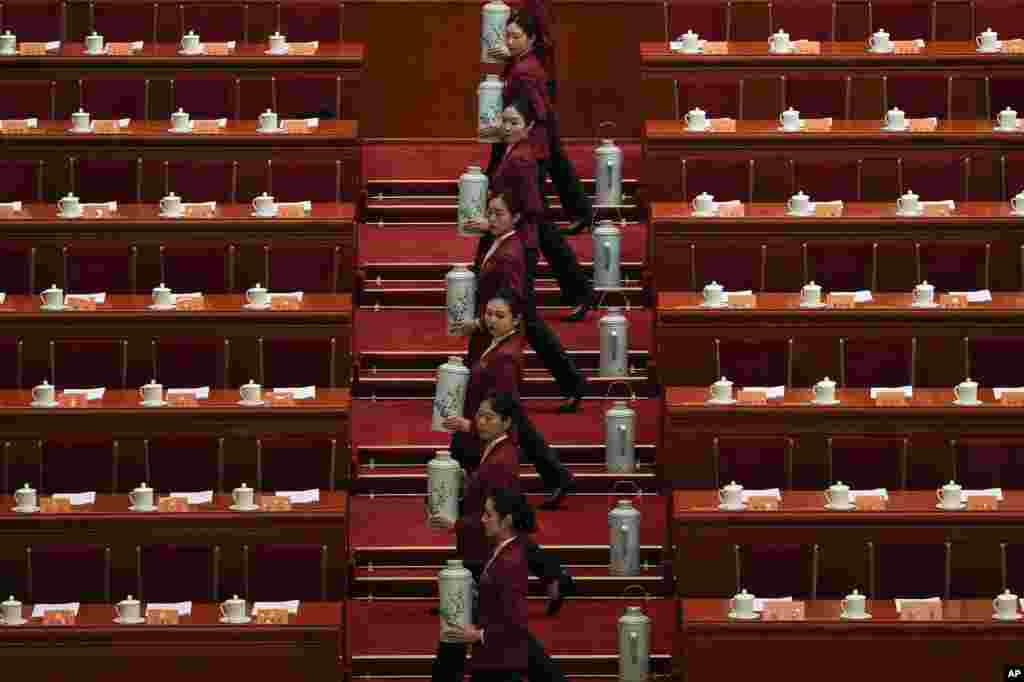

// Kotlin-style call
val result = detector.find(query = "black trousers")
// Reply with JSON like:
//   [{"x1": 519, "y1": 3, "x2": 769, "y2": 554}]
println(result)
[{"x1": 486, "y1": 150, "x2": 593, "y2": 308}]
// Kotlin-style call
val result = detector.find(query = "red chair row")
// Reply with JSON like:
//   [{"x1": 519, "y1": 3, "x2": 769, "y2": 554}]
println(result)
[
  {"x1": 1, "y1": 0, "x2": 346, "y2": 43},
  {"x1": 660, "y1": 238, "x2": 995, "y2": 293},
  {"x1": 0, "y1": 242, "x2": 346, "y2": 294},
  {"x1": 0, "y1": 157, "x2": 349, "y2": 204},
  {"x1": 1, "y1": 543, "x2": 340, "y2": 603},
  {"x1": 0, "y1": 78, "x2": 342, "y2": 121},
  {"x1": 1, "y1": 436, "x2": 345, "y2": 494},
  {"x1": 0, "y1": 336, "x2": 344, "y2": 389}
]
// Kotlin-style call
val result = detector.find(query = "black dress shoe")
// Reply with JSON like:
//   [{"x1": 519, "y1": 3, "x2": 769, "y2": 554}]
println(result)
[
  {"x1": 546, "y1": 573, "x2": 576, "y2": 616},
  {"x1": 556, "y1": 395, "x2": 583, "y2": 413},
  {"x1": 539, "y1": 478, "x2": 576, "y2": 510},
  {"x1": 563, "y1": 291, "x2": 595, "y2": 322}
]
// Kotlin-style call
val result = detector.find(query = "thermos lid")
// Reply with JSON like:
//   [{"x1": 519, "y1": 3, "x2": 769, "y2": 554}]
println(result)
[
  {"x1": 446, "y1": 559, "x2": 464, "y2": 568},
  {"x1": 485, "y1": 74, "x2": 500, "y2": 81},
  {"x1": 447, "y1": 356, "x2": 464, "y2": 365},
  {"x1": 625, "y1": 606, "x2": 643, "y2": 614},
  {"x1": 435, "y1": 450, "x2": 452, "y2": 459},
  {"x1": 616, "y1": 499, "x2": 634, "y2": 508}
]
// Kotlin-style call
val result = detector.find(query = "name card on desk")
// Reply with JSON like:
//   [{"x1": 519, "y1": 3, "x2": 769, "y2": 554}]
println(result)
[
  {"x1": 277, "y1": 204, "x2": 305, "y2": 218},
  {"x1": 803, "y1": 118, "x2": 832, "y2": 132},
  {"x1": 794, "y1": 41, "x2": 821, "y2": 55},
  {"x1": 717, "y1": 203, "x2": 745, "y2": 217},
  {"x1": 190, "y1": 119, "x2": 222, "y2": 133},
  {"x1": 158, "y1": 497, "x2": 190, "y2": 512},
  {"x1": 255, "y1": 608, "x2": 290, "y2": 624},
  {"x1": 909, "y1": 118, "x2": 938, "y2": 132},
  {"x1": 288, "y1": 42, "x2": 319, "y2": 55},
  {"x1": 702, "y1": 41, "x2": 729, "y2": 54},
  {"x1": 146, "y1": 609, "x2": 179, "y2": 625},
  {"x1": 1, "y1": 119, "x2": 31, "y2": 133},
  {"x1": 728, "y1": 293, "x2": 756, "y2": 308},
  {"x1": 923, "y1": 204, "x2": 952, "y2": 216},
  {"x1": 857, "y1": 495, "x2": 887, "y2": 511},
  {"x1": 66, "y1": 297, "x2": 97, "y2": 310},
  {"x1": 268, "y1": 392, "x2": 296, "y2": 406},
  {"x1": 828, "y1": 292, "x2": 856, "y2": 307},
  {"x1": 747, "y1": 495, "x2": 778, "y2": 511},
  {"x1": 58, "y1": 394, "x2": 86, "y2": 407},
  {"x1": 0, "y1": 205, "x2": 17, "y2": 218},
  {"x1": 738, "y1": 388, "x2": 768, "y2": 404},
  {"x1": 40, "y1": 497, "x2": 72, "y2": 513},
  {"x1": 280, "y1": 120, "x2": 313, "y2": 134},
  {"x1": 762, "y1": 601, "x2": 805, "y2": 620},
  {"x1": 1002, "y1": 389, "x2": 1024, "y2": 406},
  {"x1": 107, "y1": 42, "x2": 137, "y2": 55},
  {"x1": 43, "y1": 610, "x2": 76, "y2": 625},
  {"x1": 81, "y1": 205, "x2": 113, "y2": 219},
  {"x1": 900, "y1": 602, "x2": 942, "y2": 620},
  {"x1": 260, "y1": 495, "x2": 292, "y2": 511},
  {"x1": 893, "y1": 41, "x2": 924, "y2": 54},
  {"x1": 814, "y1": 204, "x2": 842, "y2": 217},
  {"x1": 19, "y1": 43, "x2": 49, "y2": 55},
  {"x1": 271, "y1": 297, "x2": 301, "y2": 310},
  {"x1": 168, "y1": 394, "x2": 198, "y2": 407},
  {"x1": 92, "y1": 120, "x2": 121, "y2": 134},
  {"x1": 204, "y1": 42, "x2": 233, "y2": 55},
  {"x1": 708, "y1": 118, "x2": 736, "y2": 133},
  {"x1": 175, "y1": 297, "x2": 205, "y2": 311},
  {"x1": 1006, "y1": 42, "x2": 1024, "y2": 55},
  {"x1": 967, "y1": 495, "x2": 998, "y2": 511},
  {"x1": 941, "y1": 293, "x2": 966, "y2": 308},
  {"x1": 184, "y1": 204, "x2": 215, "y2": 218},
  {"x1": 874, "y1": 389, "x2": 906, "y2": 406}
]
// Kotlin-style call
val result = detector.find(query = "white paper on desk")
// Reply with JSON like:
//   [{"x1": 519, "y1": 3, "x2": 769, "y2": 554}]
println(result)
[
  {"x1": 32, "y1": 602, "x2": 80, "y2": 617},
  {"x1": 720, "y1": 289, "x2": 752, "y2": 303},
  {"x1": 0, "y1": 293, "x2": 6, "y2": 305},
  {"x1": 0, "y1": 201, "x2": 23, "y2": 211},
  {"x1": 0, "y1": 120, "x2": 37, "y2": 130},
  {"x1": 712, "y1": 200, "x2": 741, "y2": 211},
  {"x1": 146, "y1": 601, "x2": 192, "y2": 616},
  {"x1": 993, "y1": 387, "x2": 1024, "y2": 399},
  {"x1": 62, "y1": 387, "x2": 105, "y2": 400},
  {"x1": 850, "y1": 488, "x2": 889, "y2": 500},
  {"x1": 961, "y1": 488, "x2": 1004, "y2": 502},
  {"x1": 742, "y1": 386, "x2": 785, "y2": 399},
  {"x1": 170, "y1": 292, "x2": 204, "y2": 303},
  {"x1": 275, "y1": 201, "x2": 312, "y2": 213},
  {"x1": 948, "y1": 290, "x2": 992, "y2": 303},
  {"x1": 870, "y1": 386, "x2": 913, "y2": 398},
  {"x1": 270, "y1": 291, "x2": 304, "y2": 301},
  {"x1": 894, "y1": 597, "x2": 940, "y2": 612},
  {"x1": 252, "y1": 600, "x2": 300, "y2": 615},
  {"x1": 741, "y1": 488, "x2": 782, "y2": 502},
  {"x1": 169, "y1": 490, "x2": 213, "y2": 504},
  {"x1": 274, "y1": 489, "x2": 319, "y2": 504},
  {"x1": 189, "y1": 118, "x2": 227, "y2": 129},
  {"x1": 811, "y1": 200, "x2": 844, "y2": 210},
  {"x1": 52, "y1": 491, "x2": 96, "y2": 505},
  {"x1": 831, "y1": 290, "x2": 872, "y2": 303},
  {"x1": 129, "y1": 41, "x2": 144, "y2": 51},
  {"x1": 753, "y1": 597, "x2": 793, "y2": 612},
  {"x1": 80, "y1": 201, "x2": 118, "y2": 212},
  {"x1": 284, "y1": 118, "x2": 320, "y2": 129},
  {"x1": 166, "y1": 386, "x2": 210, "y2": 399},
  {"x1": 921, "y1": 199, "x2": 955, "y2": 210},
  {"x1": 182, "y1": 202, "x2": 217, "y2": 210},
  {"x1": 65, "y1": 292, "x2": 107, "y2": 304},
  {"x1": 272, "y1": 386, "x2": 315, "y2": 400},
  {"x1": 45, "y1": 41, "x2": 61, "y2": 51}
]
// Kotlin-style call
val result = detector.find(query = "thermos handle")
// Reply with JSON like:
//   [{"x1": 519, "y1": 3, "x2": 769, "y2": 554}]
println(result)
[
  {"x1": 629, "y1": 631, "x2": 639, "y2": 664},
  {"x1": 619, "y1": 523, "x2": 629, "y2": 564},
  {"x1": 610, "y1": 329, "x2": 618, "y2": 362},
  {"x1": 611, "y1": 480, "x2": 643, "y2": 507},
  {"x1": 602, "y1": 242, "x2": 611, "y2": 273},
  {"x1": 618, "y1": 424, "x2": 627, "y2": 461}
]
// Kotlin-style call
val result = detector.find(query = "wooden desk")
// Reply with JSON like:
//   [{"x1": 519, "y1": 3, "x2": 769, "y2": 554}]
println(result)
[
  {"x1": 0, "y1": 601, "x2": 342, "y2": 680},
  {"x1": 656, "y1": 292, "x2": 1024, "y2": 390},
  {"x1": 0, "y1": 388, "x2": 351, "y2": 439},
  {"x1": 649, "y1": 201, "x2": 1024, "y2": 294},
  {"x1": 0, "y1": 203, "x2": 358, "y2": 293},
  {"x1": 0, "y1": 294, "x2": 353, "y2": 389},
  {"x1": 641, "y1": 42, "x2": 1024, "y2": 79},
  {"x1": 0, "y1": 41, "x2": 364, "y2": 79},
  {"x1": 642, "y1": 120, "x2": 1023, "y2": 201},
  {"x1": 1, "y1": 121, "x2": 362, "y2": 201},
  {"x1": 661, "y1": 387, "x2": 1024, "y2": 487},
  {"x1": 677, "y1": 598, "x2": 1023, "y2": 682}
]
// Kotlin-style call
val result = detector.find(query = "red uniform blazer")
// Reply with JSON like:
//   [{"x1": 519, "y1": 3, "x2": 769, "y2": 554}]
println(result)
[
  {"x1": 468, "y1": 231, "x2": 528, "y2": 362},
  {"x1": 463, "y1": 331, "x2": 525, "y2": 425},
  {"x1": 470, "y1": 535, "x2": 529, "y2": 673},
  {"x1": 489, "y1": 143, "x2": 543, "y2": 250},
  {"x1": 457, "y1": 436, "x2": 521, "y2": 563},
  {"x1": 502, "y1": 51, "x2": 552, "y2": 160}
]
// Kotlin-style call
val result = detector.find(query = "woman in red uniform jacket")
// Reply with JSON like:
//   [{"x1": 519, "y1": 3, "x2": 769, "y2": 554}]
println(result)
[{"x1": 436, "y1": 488, "x2": 534, "y2": 682}]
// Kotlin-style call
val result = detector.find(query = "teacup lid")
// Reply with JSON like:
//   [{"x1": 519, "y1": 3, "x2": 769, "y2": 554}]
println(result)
[
  {"x1": 3, "y1": 595, "x2": 19, "y2": 605},
  {"x1": 17, "y1": 481, "x2": 33, "y2": 492},
  {"x1": 818, "y1": 376, "x2": 835, "y2": 385},
  {"x1": 943, "y1": 480, "x2": 960, "y2": 489},
  {"x1": 704, "y1": 280, "x2": 722, "y2": 289},
  {"x1": 722, "y1": 480, "x2": 743, "y2": 491},
  {"x1": 846, "y1": 589, "x2": 863, "y2": 599},
  {"x1": 143, "y1": 378, "x2": 160, "y2": 387},
  {"x1": 76, "y1": 108, "x2": 85, "y2": 113},
  {"x1": 917, "y1": 280, "x2": 932, "y2": 289},
  {"x1": 890, "y1": 106, "x2": 903, "y2": 113},
  {"x1": 37, "y1": 379, "x2": 50, "y2": 387},
  {"x1": 185, "y1": 29, "x2": 197, "y2": 35},
  {"x1": 904, "y1": 188, "x2": 918, "y2": 197},
  {"x1": 90, "y1": 30, "x2": 99, "y2": 36},
  {"x1": 983, "y1": 27, "x2": 997, "y2": 34},
  {"x1": 961, "y1": 377, "x2": 977, "y2": 385},
  {"x1": 735, "y1": 588, "x2": 752, "y2": 598},
  {"x1": 830, "y1": 480, "x2": 849, "y2": 490},
  {"x1": 227, "y1": 594, "x2": 243, "y2": 602},
  {"x1": 784, "y1": 106, "x2": 797, "y2": 112},
  {"x1": 248, "y1": 282, "x2": 266, "y2": 291},
  {"x1": 243, "y1": 377, "x2": 259, "y2": 386},
  {"x1": 45, "y1": 282, "x2": 60, "y2": 291},
  {"x1": 135, "y1": 481, "x2": 151, "y2": 490},
  {"x1": 690, "y1": 107, "x2": 705, "y2": 114},
  {"x1": 119, "y1": 594, "x2": 139, "y2": 605},
  {"x1": 804, "y1": 281, "x2": 820, "y2": 289},
  {"x1": 714, "y1": 376, "x2": 732, "y2": 386},
  {"x1": 1004, "y1": 107, "x2": 1016, "y2": 113},
  {"x1": 876, "y1": 28, "x2": 888, "y2": 34},
  {"x1": 696, "y1": 191, "x2": 713, "y2": 199},
  {"x1": 998, "y1": 588, "x2": 1016, "y2": 598},
  {"x1": 684, "y1": 29, "x2": 697, "y2": 36},
  {"x1": 3, "y1": 30, "x2": 13, "y2": 36},
  {"x1": 264, "y1": 109, "x2": 274, "y2": 114},
  {"x1": 793, "y1": 190, "x2": 808, "y2": 198},
  {"x1": 237, "y1": 482, "x2": 250, "y2": 490},
  {"x1": 774, "y1": 28, "x2": 788, "y2": 35}
]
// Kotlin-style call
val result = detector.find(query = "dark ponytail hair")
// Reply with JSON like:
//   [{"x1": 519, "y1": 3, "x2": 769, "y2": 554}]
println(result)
[
  {"x1": 504, "y1": 94, "x2": 538, "y2": 127},
  {"x1": 507, "y1": 10, "x2": 547, "y2": 63},
  {"x1": 490, "y1": 488, "x2": 537, "y2": 533},
  {"x1": 482, "y1": 391, "x2": 524, "y2": 427}
]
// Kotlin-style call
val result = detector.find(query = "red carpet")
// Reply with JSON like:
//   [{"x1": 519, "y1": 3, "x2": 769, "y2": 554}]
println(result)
[
  {"x1": 355, "y1": 309, "x2": 652, "y2": 353},
  {"x1": 358, "y1": 222, "x2": 648, "y2": 266},
  {"x1": 352, "y1": 398, "x2": 659, "y2": 448},
  {"x1": 363, "y1": 143, "x2": 643, "y2": 182},
  {"x1": 348, "y1": 597, "x2": 674, "y2": 657},
  {"x1": 349, "y1": 493, "x2": 666, "y2": 551}
]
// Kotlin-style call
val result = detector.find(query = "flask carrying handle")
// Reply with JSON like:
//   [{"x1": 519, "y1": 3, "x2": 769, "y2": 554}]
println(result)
[
  {"x1": 611, "y1": 479, "x2": 642, "y2": 507},
  {"x1": 618, "y1": 423, "x2": 628, "y2": 462}
]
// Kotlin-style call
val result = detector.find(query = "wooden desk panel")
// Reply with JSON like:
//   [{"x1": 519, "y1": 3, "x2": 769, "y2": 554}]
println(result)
[
  {"x1": 641, "y1": 41, "x2": 1024, "y2": 78},
  {"x1": 661, "y1": 387, "x2": 1024, "y2": 487},
  {"x1": 677, "y1": 599, "x2": 1022, "y2": 682},
  {"x1": 656, "y1": 292, "x2": 1024, "y2": 389},
  {"x1": 649, "y1": 201, "x2": 1024, "y2": 294},
  {"x1": 0, "y1": 388, "x2": 351, "y2": 439},
  {"x1": 0, "y1": 601, "x2": 342, "y2": 680},
  {"x1": 643, "y1": 120, "x2": 1021, "y2": 201}
]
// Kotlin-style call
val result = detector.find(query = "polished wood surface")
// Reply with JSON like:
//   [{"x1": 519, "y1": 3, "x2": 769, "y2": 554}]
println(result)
[
  {"x1": 0, "y1": 293, "x2": 352, "y2": 316},
  {"x1": 2, "y1": 119, "x2": 358, "y2": 142},
  {"x1": 659, "y1": 291, "x2": 1024, "y2": 314},
  {"x1": 661, "y1": 387, "x2": 1024, "y2": 488},
  {"x1": 645, "y1": 118, "x2": 1024, "y2": 142},
  {"x1": 0, "y1": 602, "x2": 342, "y2": 680},
  {"x1": 651, "y1": 200, "x2": 1023, "y2": 222},
  {"x1": 677, "y1": 599, "x2": 1023, "y2": 682},
  {"x1": 0, "y1": 201, "x2": 356, "y2": 227},
  {"x1": 642, "y1": 41, "x2": 1024, "y2": 77},
  {"x1": 0, "y1": 388, "x2": 352, "y2": 438}
]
